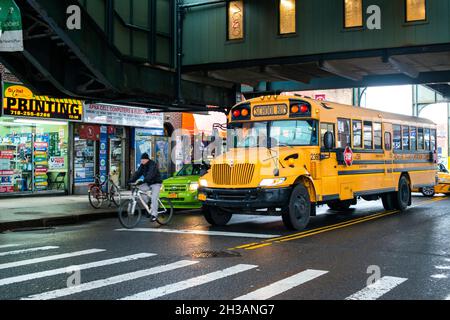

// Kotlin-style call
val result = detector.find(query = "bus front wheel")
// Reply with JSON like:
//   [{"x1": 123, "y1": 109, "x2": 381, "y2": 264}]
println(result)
[
  {"x1": 202, "y1": 205, "x2": 232, "y2": 226},
  {"x1": 282, "y1": 184, "x2": 311, "y2": 231}
]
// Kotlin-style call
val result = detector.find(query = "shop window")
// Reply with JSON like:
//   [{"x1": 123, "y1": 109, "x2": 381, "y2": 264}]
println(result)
[
  {"x1": 337, "y1": 118, "x2": 351, "y2": 148},
  {"x1": 406, "y1": 0, "x2": 426, "y2": 22},
  {"x1": 320, "y1": 123, "x2": 335, "y2": 148},
  {"x1": 228, "y1": 0, "x2": 244, "y2": 40},
  {"x1": 344, "y1": 0, "x2": 363, "y2": 28},
  {"x1": 424, "y1": 128, "x2": 431, "y2": 150},
  {"x1": 410, "y1": 127, "x2": 417, "y2": 151},
  {"x1": 393, "y1": 125, "x2": 402, "y2": 150},
  {"x1": 417, "y1": 128, "x2": 424, "y2": 150},
  {"x1": 364, "y1": 121, "x2": 373, "y2": 150},
  {"x1": 431, "y1": 129, "x2": 437, "y2": 151},
  {"x1": 384, "y1": 132, "x2": 392, "y2": 151},
  {"x1": 279, "y1": 0, "x2": 296, "y2": 35},
  {"x1": 402, "y1": 126, "x2": 410, "y2": 150},
  {"x1": 352, "y1": 120, "x2": 362, "y2": 148},
  {"x1": 374, "y1": 122, "x2": 382, "y2": 150}
]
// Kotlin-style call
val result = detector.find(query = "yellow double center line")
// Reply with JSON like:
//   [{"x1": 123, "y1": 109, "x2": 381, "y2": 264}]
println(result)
[{"x1": 230, "y1": 197, "x2": 447, "y2": 251}]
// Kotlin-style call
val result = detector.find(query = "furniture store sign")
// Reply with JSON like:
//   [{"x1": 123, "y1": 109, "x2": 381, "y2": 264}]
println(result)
[
  {"x1": 84, "y1": 103, "x2": 164, "y2": 130},
  {"x1": 2, "y1": 82, "x2": 83, "y2": 121},
  {"x1": 0, "y1": 0, "x2": 23, "y2": 52}
]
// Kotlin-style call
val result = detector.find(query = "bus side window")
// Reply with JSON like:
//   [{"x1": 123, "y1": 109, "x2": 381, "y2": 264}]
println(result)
[
  {"x1": 374, "y1": 123, "x2": 382, "y2": 149},
  {"x1": 364, "y1": 121, "x2": 373, "y2": 150},
  {"x1": 384, "y1": 132, "x2": 392, "y2": 150},
  {"x1": 320, "y1": 123, "x2": 335, "y2": 148},
  {"x1": 410, "y1": 127, "x2": 417, "y2": 151},
  {"x1": 402, "y1": 126, "x2": 410, "y2": 150},
  {"x1": 352, "y1": 120, "x2": 362, "y2": 149},
  {"x1": 431, "y1": 129, "x2": 437, "y2": 151},
  {"x1": 337, "y1": 118, "x2": 350, "y2": 148},
  {"x1": 418, "y1": 128, "x2": 424, "y2": 150},
  {"x1": 424, "y1": 128, "x2": 431, "y2": 150},
  {"x1": 393, "y1": 125, "x2": 401, "y2": 150}
]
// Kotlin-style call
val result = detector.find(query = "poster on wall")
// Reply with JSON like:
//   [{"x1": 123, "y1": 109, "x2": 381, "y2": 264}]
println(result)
[
  {"x1": 49, "y1": 157, "x2": 65, "y2": 170},
  {"x1": 134, "y1": 128, "x2": 154, "y2": 171},
  {"x1": 99, "y1": 126, "x2": 108, "y2": 191},
  {"x1": 155, "y1": 137, "x2": 170, "y2": 180},
  {"x1": 0, "y1": 0, "x2": 23, "y2": 52},
  {"x1": 34, "y1": 141, "x2": 48, "y2": 191}
]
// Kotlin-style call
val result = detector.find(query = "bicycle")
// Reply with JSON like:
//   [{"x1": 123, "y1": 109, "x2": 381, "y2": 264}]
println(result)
[
  {"x1": 118, "y1": 182, "x2": 174, "y2": 228},
  {"x1": 88, "y1": 174, "x2": 122, "y2": 209}
]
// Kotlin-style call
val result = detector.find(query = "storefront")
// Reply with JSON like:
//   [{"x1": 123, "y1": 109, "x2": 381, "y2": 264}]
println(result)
[
  {"x1": 1, "y1": 81, "x2": 82, "y2": 195},
  {"x1": 72, "y1": 103, "x2": 164, "y2": 194}
]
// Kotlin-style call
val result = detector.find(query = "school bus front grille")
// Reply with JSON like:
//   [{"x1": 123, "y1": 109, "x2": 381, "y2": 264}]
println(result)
[{"x1": 212, "y1": 164, "x2": 255, "y2": 185}]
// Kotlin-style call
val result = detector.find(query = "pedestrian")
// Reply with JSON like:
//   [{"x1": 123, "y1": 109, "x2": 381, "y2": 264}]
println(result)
[{"x1": 129, "y1": 153, "x2": 163, "y2": 222}]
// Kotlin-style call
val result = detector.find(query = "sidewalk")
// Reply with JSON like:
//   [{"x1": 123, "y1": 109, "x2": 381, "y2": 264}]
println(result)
[{"x1": 0, "y1": 193, "x2": 131, "y2": 232}]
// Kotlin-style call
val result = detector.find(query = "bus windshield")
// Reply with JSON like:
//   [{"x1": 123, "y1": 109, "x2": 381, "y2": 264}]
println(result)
[{"x1": 228, "y1": 120, "x2": 318, "y2": 148}]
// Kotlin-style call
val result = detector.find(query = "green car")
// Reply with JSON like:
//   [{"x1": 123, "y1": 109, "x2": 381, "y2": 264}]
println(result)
[{"x1": 160, "y1": 163, "x2": 209, "y2": 209}]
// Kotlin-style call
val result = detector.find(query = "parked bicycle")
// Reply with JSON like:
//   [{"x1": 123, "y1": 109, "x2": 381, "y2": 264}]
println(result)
[
  {"x1": 88, "y1": 174, "x2": 122, "y2": 209},
  {"x1": 118, "y1": 182, "x2": 174, "y2": 228}
]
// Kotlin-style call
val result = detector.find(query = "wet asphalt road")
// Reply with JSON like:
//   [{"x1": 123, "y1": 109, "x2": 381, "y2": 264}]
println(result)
[{"x1": 1, "y1": 194, "x2": 450, "y2": 301}]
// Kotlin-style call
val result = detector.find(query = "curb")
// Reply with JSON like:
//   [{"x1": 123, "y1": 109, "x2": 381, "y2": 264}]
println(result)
[{"x1": 0, "y1": 210, "x2": 118, "y2": 233}]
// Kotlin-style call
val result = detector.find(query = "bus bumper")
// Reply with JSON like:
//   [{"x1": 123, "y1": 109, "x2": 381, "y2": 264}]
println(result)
[{"x1": 198, "y1": 187, "x2": 292, "y2": 209}]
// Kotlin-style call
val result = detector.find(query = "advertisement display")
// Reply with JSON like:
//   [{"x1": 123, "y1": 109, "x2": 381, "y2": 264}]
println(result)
[
  {"x1": 0, "y1": 0, "x2": 23, "y2": 52},
  {"x1": 84, "y1": 103, "x2": 164, "y2": 129},
  {"x1": 99, "y1": 126, "x2": 108, "y2": 190},
  {"x1": 2, "y1": 82, "x2": 83, "y2": 121},
  {"x1": 134, "y1": 128, "x2": 154, "y2": 171}
]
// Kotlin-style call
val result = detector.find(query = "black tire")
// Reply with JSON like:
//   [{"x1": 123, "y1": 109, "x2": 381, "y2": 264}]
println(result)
[
  {"x1": 203, "y1": 205, "x2": 232, "y2": 226},
  {"x1": 118, "y1": 199, "x2": 142, "y2": 229},
  {"x1": 282, "y1": 184, "x2": 311, "y2": 231},
  {"x1": 421, "y1": 187, "x2": 435, "y2": 197},
  {"x1": 110, "y1": 184, "x2": 122, "y2": 207},
  {"x1": 394, "y1": 176, "x2": 411, "y2": 211},
  {"x1": 156, "y1": 199, "x2": 174, "y2": 226},
  {"x1": 381, "y1": 193, "x2": 396, "y2": 211},
  {"x1": 88, "y1": 185, "x2": 104, "y2": 209},
  {"x1": 327, "y1": 201, "x2": 352, "y2": 211}
]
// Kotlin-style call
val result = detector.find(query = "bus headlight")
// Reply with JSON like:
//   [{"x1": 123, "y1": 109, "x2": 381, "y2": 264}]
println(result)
[
  {"x1": 189, "y1": 183, "x2": 199, "y2": 192},
  {"x1": 259, "y1": 178, "x2": 286, "y2": 187},
  {"x1": 199, "y1": 179, "x2": 208, "y2": 187}
]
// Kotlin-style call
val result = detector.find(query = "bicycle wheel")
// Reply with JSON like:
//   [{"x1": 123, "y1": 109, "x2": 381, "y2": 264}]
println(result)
[
  {"x1": 156, "y1": 198, "x2": 174, "y2": 226},
  {"x1": 88, "y1": 185, "x2": 104, "y2": 209},
  {"x1": 118, "y1": 199, "x2": 142, "y2": 229},
  {"x1": 110, "y1": 184, "x2": 122, "y2": 207}
]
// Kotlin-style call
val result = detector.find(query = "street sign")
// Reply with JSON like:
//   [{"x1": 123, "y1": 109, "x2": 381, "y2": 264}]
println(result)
[
  {"x1": 344, "y1": 146, "x2": 353, "y2": 166},
  {"x1": 0, "y1": 0, "x2": 23, "y2": 52}
]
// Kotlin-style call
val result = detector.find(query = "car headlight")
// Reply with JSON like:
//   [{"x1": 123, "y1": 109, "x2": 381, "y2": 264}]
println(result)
[
  {"x1": 189, "y1": 183, "x2": 199, "y2": 192},
  {"x1": 199, "y1": 179, "x2": 208, "y2": 187},
  {"x1": 259, "y1": 178, "x2": 286, "y2": 187}
]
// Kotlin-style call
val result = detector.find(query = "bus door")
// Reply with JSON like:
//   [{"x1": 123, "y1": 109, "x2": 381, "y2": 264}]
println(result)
[
  {"x1": 383, "y1": 124, "x2": 395, "y2": 187},
  {"x1": 319, "y1": 123, "x2": 339, "y2": 200}
]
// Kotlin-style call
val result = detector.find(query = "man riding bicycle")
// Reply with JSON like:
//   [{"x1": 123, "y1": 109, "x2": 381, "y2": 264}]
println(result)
[{"x1": 129, "y1": 153, "x2": 163, "y2": 222}]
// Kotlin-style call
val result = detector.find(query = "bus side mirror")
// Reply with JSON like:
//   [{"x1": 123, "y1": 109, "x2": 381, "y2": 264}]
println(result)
[{"x1": 323, "y1": 132, "x2": 334, "y2": 150}]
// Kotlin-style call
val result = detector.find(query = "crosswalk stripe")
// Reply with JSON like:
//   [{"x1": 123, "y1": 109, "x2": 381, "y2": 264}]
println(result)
[
  {"x1": 0, "y1": 246, "x2": 59, "y2": 257},
  {"x1": 22, "y1": 260, "x2": 199, "y2": 300},
  {"x1": 0, "y1": 253, "x2": 156, "y2": 287},
  {"x1": 0, "y1": 249, "x2": 105, "y2": 270},
  {"x1": 234, "y1": 269, "x2": 329, "y2": 300},
  {"x1": 116, "y1": 228, "x2": 280, "y2": 239},
  {"x1": 446, "y1": 295, "x2": 450, "y2": 300},
  {"x1": 345, "y1": 276, "x2": 408, "y2": 300},
  {"x1": 0, "y1": 244, "x2": 21, "y2": 249},
  {"x1": 120, "y1": 264, "x2": 258, "y2": 300}
]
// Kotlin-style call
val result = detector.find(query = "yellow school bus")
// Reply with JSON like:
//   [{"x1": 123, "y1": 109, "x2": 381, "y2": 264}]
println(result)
[{"x1": 198, "y1": 95, "x2": 438, "y2": 230}]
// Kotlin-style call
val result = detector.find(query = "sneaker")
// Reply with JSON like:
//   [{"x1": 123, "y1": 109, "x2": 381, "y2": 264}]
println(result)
[{"x1": 150, "y1": 215, "x2": 157, "y2": 222}]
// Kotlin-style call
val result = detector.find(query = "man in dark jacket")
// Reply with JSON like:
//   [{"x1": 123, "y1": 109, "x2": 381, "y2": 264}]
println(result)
[{"x1": 130, "y1": 153, "x2": 163, "y2": 221}]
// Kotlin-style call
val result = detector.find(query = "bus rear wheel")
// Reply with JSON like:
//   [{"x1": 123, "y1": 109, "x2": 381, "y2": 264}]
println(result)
[
  {"x1": 394, "y1": 176, "x2": 411, "y2": 211},
  {"x1": 202, "y1": 205, "x2": 232, "y2": 226},
  {"x1": 282, "y1": 184, "x2": 311, "y2": 231}
]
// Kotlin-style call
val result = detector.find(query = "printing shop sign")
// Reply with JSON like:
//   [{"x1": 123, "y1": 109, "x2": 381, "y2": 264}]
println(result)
[
  {"x1": 0, "y1": 0, "x2": 23, "y2": 52},
  {"x1": 84, "y1": 103, "x2": 164, "y2": 131}
]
